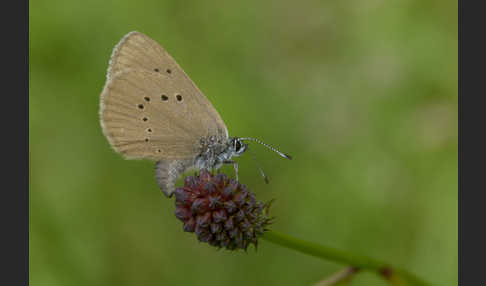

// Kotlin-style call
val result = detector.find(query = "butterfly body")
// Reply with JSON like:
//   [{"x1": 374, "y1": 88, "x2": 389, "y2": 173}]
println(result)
[{"x1": 155, "y1": 136, "x2": 247, "y2": 197}]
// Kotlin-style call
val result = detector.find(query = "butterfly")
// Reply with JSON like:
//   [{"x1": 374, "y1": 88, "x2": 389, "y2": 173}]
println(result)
[{"x1": 99, "y1": 31, "x2": 291, "y2": 197}]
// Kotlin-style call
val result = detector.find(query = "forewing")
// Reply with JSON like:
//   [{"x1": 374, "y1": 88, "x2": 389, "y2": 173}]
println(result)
[
  {"x1": 100, "y1": 31, "x2": 228, "y2": 161},
  {"x1": 106, "y1": 31, "x2": 227, "y2": 137},
  {"x1": 108, "y1": 31, "x2": 177, "y2": 79}
]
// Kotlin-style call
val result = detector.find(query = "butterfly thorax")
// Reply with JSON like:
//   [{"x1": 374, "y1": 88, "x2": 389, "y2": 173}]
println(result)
[{"x1": 194, "y1": 136, "x2": 247, "y2": 171}]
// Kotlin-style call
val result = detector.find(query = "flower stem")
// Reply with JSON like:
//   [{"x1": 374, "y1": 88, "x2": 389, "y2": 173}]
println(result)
[{"x1": 261, "y1": 230, "x2": 433, "y2": 286}]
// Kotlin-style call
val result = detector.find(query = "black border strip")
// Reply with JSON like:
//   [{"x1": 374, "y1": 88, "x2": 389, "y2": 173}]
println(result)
[
  {"x1": 458, "y1": 0, "x2": 485, "y2": 285},
  {"x1": 1, "y1": 0, "x2": 29, "y2": 285}
]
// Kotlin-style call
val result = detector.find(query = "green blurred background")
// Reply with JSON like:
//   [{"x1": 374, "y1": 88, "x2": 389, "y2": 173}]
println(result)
[{"x1": 30, "y1": 0, "x2": 457, "y2": 285}]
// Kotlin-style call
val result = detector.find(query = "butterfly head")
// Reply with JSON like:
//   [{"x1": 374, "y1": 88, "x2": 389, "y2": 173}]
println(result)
[{"x1": 230, "y1": 137, "x2": 248, "y2": 157}]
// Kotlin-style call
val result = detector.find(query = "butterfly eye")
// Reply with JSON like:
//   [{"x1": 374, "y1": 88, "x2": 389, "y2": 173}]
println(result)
[{"x1": 235, "y1": 140, "x2": 243, "y2": 152}]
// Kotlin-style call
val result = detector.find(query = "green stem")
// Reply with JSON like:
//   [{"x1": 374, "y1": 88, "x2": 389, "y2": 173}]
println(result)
[{"x1": 261, "y1": 230, "x2": 433, "y2": 286}]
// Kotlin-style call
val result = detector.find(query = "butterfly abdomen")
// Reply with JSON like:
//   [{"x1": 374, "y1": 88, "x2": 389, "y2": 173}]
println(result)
[{"x1": 155, "y1": 159, "x2": 196, "y2": 197}]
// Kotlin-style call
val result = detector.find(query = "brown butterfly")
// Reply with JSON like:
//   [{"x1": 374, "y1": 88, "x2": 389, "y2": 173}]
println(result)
[{"x1": 99, "y1": 31, "x2": 291, "y2": 197}]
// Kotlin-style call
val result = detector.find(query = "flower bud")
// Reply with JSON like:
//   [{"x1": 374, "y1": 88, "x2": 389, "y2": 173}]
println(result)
[{"x1": 173, "y1": 170, "x2": 274, "y2": 251}]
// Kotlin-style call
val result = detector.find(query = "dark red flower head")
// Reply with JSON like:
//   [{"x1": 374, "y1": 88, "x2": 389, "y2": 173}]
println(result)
[{"x1": 174, "y1": 170, "x2": 274, "y2": 251}]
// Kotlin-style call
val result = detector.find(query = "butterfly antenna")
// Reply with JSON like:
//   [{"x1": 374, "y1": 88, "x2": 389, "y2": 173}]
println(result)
[
  {"x1": 239, "y1": 137, "x2": 292, "y2": 160},
  {"x1": 247, "y1": 148, "x2": 270, "y2": 184}
]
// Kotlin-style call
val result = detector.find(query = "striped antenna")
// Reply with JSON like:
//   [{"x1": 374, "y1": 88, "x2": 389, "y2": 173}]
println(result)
[{"x1": 238, "y1": 137, "x2": 292, "y2": 160}]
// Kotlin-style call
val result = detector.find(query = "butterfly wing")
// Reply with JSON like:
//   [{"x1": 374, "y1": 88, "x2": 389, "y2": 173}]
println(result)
[
  {"x1": 107, "y1": 31, "x2": 225, "y2": 129},
  {"x1": 100, "y1": 68, "x2": 226, "y2": 160},
  {"x1": 107, "y1": 31, "x2": 182, "y2": 80},
  {"x1": 100, "y1": 32, "x2": 228, "y2": 161}
]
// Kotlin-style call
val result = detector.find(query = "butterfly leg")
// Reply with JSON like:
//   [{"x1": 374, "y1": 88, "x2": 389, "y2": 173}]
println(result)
[
  {"x1": 223, "y1": 160, "x2": 239, "y2": 181},
  {"x1": 234, "y1": 162, "x2": 239, "y2": 181}
]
